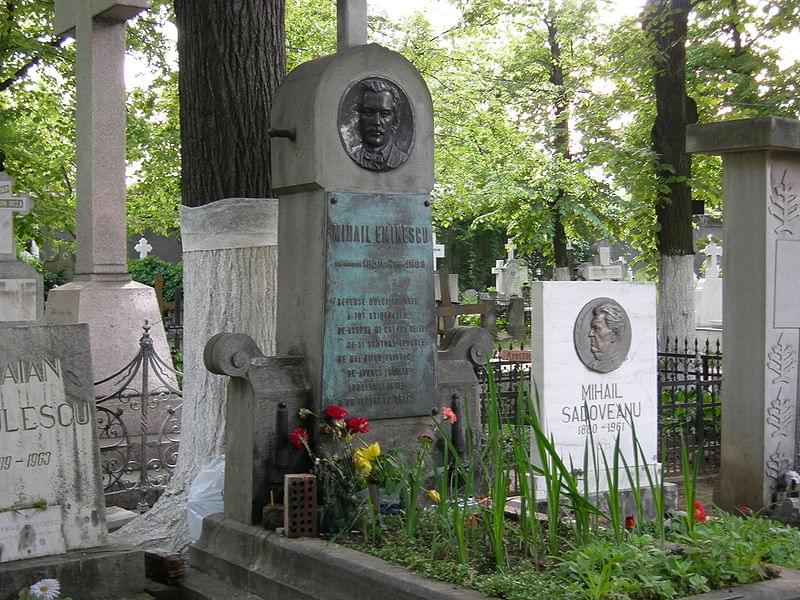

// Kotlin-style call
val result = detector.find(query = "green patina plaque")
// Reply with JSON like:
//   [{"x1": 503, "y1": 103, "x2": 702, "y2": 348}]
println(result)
[{"x1": 322, "y1": 192, "x2": 437, "y2": 419}]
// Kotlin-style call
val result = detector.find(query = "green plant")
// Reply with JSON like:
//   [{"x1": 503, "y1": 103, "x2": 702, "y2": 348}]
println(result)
[{"x1": 128, "y1": 256, "x2": 182, "y2": 301}]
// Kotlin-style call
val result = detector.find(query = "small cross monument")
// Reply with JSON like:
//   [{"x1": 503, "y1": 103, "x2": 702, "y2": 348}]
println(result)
[
  {"x1": 703, "y1": 239, "x2": 723, "y2": 279},
  {"x1": 577, "y1": 239, "x2": 625, "y2": 281},
  {"x1": 0, "y1": 171, "x2": 31, "y2": 260},
  {"x1": 134, "y1": 236, "x2": 152, "y2": 259},
  {"x1": 431, "y1": 232, "x2": 445, "y2": 269},
  {"x1": 0, "y1": 170, "x2": 43, "y2": 324}
]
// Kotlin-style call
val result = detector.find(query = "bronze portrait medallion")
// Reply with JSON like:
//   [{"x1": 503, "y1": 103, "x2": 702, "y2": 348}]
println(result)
[
  {"x1": 338, "y1": 77, "x2": 414, "y2": 172},
  {"x1": 573, "y1": 297, "x2": 632, "y2": 373}
]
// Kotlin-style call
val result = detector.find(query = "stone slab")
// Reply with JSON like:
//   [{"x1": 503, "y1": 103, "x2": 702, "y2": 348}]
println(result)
[
  {"x1": 0, "y1": 325, "x2": 106, "y2": 561},
  {"x1": 0, "y1": 260, "x2": 42, "y2": 325},
  {"x1": 530, "y1": 282, "x2": 658, "y2": 491},
  {"x1": 0, "y1": 546, "x2": 145, "y2": 600},
  {"x1": 188, "y1": 513, "x2": 497, "y2": 600},
  {"x1": 44, "y1": 279, "x2": 176, "y2": 395},
  {"x1": 687, "y1": 117, "x2": 800, "y2": 154},
  {"x1": 55, "y1": 0, "x2": 151, "y2": 34},
  {"x1": 180, "y1": 198, "x2": 278, "y2": 252}
]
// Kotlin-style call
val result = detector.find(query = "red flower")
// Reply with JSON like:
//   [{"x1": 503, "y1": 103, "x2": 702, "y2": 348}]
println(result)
[
  {"x1": 625, "y1": 515, "x2": 635, "y2": 530},
  {"x1": 346, "y1": 417, "x2": 369, "y2": 433},
  {"x1": 693, "y1": 500, "x2": 707, "y2": 523},
  {"x1": 324, "y1": 405, "x2": 348, "y2": 420},
  {"x1": 289, "y1": 427, "x2": 309, "y2": 450},
  {"x1": 441, "y1": 407, "x2": 457, "y2": 423}
]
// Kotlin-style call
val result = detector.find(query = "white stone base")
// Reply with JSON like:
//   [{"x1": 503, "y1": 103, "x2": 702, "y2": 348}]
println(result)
[
  {"x1": 44, "y1": 279, "x2": 176, "y2": 396},
  {"x1": 533, "y1": 463, "x2": 661, "y2": 501}
]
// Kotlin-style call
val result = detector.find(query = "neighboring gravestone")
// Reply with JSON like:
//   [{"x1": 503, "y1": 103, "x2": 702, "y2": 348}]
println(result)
[
  {"x1": 0, "y1": 171, "x2": 43, "y2": 325},
  {"x1": 0, "y1": 325, "x2": 105, "y2": 562},
  {"x1": 578, "y1": 240, "x2": 626, "y2": 281},
  {"x1": 492, "y1": 241, "x2": 529, "y2": 299},
  {"x1": 530, "y1": 281, "x2": 659, "y2": 496},
  {"x1": 687, "y1": 116, "x2": 800, "y2": 512},
  {"x1": 45, "y1": 0, "x2": 174, "y2": 393},
  {"x1": 694, "y1": 238, "x2": 723, "y2": 347}
]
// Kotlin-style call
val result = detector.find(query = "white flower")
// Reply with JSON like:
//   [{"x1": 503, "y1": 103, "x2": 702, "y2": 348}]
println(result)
[{"x1": 29, "y1": 578, "x2": 60, "y2": 600}]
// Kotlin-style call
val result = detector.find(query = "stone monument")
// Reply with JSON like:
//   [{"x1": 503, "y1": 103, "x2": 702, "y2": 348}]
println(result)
[
  {"x1": 687, "y1": 116, "x2": 800, "y2": 512},
  {"x1": 0, "y1": 325, "x2": 144, "y2": 598},
  {"x1": 530, "y1": 281, "x2": 660, "y2": 497},
  {"x1": 492, "y1": 241, "x2": 529, "y2": 299},
  {"x1": 0, "y1": 170, "x2": 43, "y2": 325},
  {"x1": 577, "y1": 239, "x2": 626, "y2": 282},
  {"x1": 694, "y1": 238, "x2": 723, "y2": 346},
  {"x1": 182, "y1": 2, "x2": 492, "y2": 596},
  {"x1": 44, "y1": 0, "x2": 175, "y2": 391}
]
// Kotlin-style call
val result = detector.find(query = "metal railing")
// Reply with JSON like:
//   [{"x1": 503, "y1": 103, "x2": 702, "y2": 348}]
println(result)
[
  {"x1": 94, "y1": 321, "x2": 182, "y2": 512},
  {"x1": 658, "y1": 338, "x2": 722, "y2": 475}
]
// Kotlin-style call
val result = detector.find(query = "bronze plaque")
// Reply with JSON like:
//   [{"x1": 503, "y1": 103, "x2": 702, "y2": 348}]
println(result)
[
  {"x1": 573, "y1": 297, "x2": 631, "y2": 373},
  {"x1": 338, "y1": 77, "x2": 414, "y2": 172}
]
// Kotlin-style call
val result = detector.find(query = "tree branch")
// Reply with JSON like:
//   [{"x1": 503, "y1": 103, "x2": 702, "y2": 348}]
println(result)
[{"x1": 0, "y1": 33, "x2": 68, "y2": 93}]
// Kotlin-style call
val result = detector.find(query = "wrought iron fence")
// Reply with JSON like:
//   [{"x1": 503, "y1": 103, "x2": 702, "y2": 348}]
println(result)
[
  {"x1": 476, "y1": 337, "x2": 723, "y2": 475},
  {"x1": 658, "y1": 338, "x2": 722, "y2": 475},
  {"x1": 94, "y1": 321, "x2": 182, "y2": 512}
]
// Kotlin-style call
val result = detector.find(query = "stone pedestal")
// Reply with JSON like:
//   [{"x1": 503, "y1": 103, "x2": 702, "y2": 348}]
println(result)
[
  {"x1": 44, "y1": 280, "x2": 174, "y2": 393},
  {"x1": 688, "y1": 117, "x2": 800, "y2": 511}
]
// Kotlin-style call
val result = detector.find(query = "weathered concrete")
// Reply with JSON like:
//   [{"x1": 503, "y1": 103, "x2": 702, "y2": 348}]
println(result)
[
  {"x1": 688, "y1": 117, "x2": 800, "y2": 511},
  {"x1": 0, "y1": 324, "x2": 106, "y2": 561},
  {"x1": 186, "y1": 514, "x2": 497, "y2": 600},
  {"x1": 0, "y1": 546, "x2": 145, "y2": 600}
]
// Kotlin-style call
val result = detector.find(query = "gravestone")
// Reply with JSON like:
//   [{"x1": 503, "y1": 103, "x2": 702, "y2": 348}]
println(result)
[
  {"x1": 694, "y1": 238, "x2": 723, "y2": 347},
  {"x1": 0, "y1": 325, "x2": 105, "y2": 563},
  {"x1": 530, "y1": 281, "x2": 659, "y2": 496},
  {"x1": 577, "y1": 239, "x2": 626, "y2": 281},
  {"x1": 492, "y1": 241, "x2": 529, "y2": 298},
  {"x1": 0, "y1": 171, "x2": 43, "y2": 325},
  {"x1": 45, "y1": 0, "x2": 175, "y2": 392},
  {"x1": 0, "y1": 325, "x2": 146, "y2": 599},
  {"x1": 184, "y1": 3, "x2": 492, "y2": 596},
  {"x1": 687, "y1": 116, "x2": 800, "y2": 512}
]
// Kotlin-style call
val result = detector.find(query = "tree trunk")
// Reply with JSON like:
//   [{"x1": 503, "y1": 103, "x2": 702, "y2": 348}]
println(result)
[
  {"x1": 175, "y1": 0, "x2": 285, "y2": 207},
  {"x1": 111, "y1": 1, "x2": 286, "y2": 550},
  {"x1": 644, "y1": 0, "x2": 695, "y2": 342},
  {"x1": 546, "y1": 11, "x2": 571, "y2": 272},
  {"x1": 111, "y1": 242, "x2": 278, "y2": 551}
]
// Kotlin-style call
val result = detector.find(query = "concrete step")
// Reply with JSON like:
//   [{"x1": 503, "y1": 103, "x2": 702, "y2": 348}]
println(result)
[{"x1": 180, "y1": 567, "x2": 266, "y2": 600}]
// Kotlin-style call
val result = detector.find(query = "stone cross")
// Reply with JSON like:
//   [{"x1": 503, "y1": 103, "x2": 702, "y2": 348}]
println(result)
[
  {"x1": 55, "y1": 0, "x2": 149, "y2": 280},
  {"x1": 491, "y1": 259, "x2": 505, "y2": 293},
  {"x1": 0, "y1": 171, "x2": 31, "y2": 260},
  {"x1": 432, "y1": 232, "x2": 445, "y2": 268},
  {"x1": 703, "y1": 239, "x2": 723, "y2": 279},
  {"x1": 134, "y1": 236, "x2": 152, "y2": 259},
  {"x1": 337, "y1": 0, "x2": 367, "y2": 51},
  {"x1": 592, "y1": 239, "x2": 613, "y2": 266},
  {"x1": 578, "y1": 239, "x2": 625, "y2": 281},
  {"x1": 505, "y1": 240, "x2": 516, "y2": 261}
]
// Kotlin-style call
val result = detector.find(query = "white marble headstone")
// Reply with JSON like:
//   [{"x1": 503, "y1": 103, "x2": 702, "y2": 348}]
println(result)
[
  {"x1": 530, "y1": 281, "x2": 658, "y2": 495},
  {"x1": 0, "y1": 325, "x2": 106, "y2": 562}
]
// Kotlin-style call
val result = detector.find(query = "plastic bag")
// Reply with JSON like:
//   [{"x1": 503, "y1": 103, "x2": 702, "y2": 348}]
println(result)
[{"x1": 186, "y1": 455, "x2": 225, "y2": 542}]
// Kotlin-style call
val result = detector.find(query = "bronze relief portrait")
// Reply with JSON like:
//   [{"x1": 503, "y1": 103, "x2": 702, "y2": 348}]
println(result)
[
  {"x1": 573, "y1": 298, "x2": 632, "y2": 373},
  {"x1": 338, "y1": 77, "x2": 414, "y2": 172}
]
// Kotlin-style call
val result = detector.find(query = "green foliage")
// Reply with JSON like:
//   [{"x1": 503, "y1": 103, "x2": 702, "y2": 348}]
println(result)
[{"x1": 128, "y1": 256, "x2": 182, "y2": 301}]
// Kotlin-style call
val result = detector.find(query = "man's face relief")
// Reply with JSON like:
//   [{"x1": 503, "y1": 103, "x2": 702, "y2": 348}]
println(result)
[
  {"x1": 358, "y1": 90, "x2": 396, "y2": 148},
  {"x1": 589, "y1": 313, "x2": 615, "y2": 359}
]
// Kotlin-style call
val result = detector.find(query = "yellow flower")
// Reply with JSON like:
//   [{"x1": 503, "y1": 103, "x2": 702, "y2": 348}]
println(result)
[
  {"x1": 344, "y1": 434, "x2": 354, "y2": 442},
  {"x1": 426, "y1": 489, "x2": 441, "y2": 503},
  {"x1": 363, "y1": 442, "x2": 381, "y2": 461},
  {"x1": 354, "y1": 457, "x2": 372, "y2": 476}
]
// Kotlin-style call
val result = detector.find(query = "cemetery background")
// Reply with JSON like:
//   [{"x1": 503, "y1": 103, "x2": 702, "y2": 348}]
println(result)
[{"x1": 1, "y1": 0, "x2": 800, "y2": 596}]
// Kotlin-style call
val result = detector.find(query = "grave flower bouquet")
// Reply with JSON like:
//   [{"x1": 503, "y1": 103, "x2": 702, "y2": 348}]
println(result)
[{"x1": 290, "y1": 404, "x2": 398, "y2": 532}]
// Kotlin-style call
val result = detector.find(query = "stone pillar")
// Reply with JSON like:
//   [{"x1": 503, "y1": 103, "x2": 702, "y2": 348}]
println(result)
[{"x1": 687, "y1": 117, "x2": 800, "y2": 510}]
